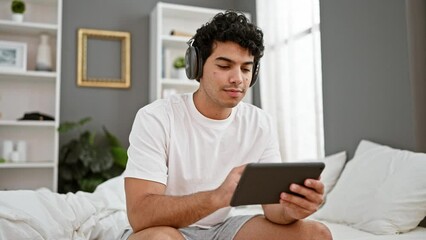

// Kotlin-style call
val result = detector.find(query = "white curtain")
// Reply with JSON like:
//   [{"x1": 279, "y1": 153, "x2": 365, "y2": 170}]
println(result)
[{"x1": 256, "y1": 0, "x2": 324, "y2": 161}]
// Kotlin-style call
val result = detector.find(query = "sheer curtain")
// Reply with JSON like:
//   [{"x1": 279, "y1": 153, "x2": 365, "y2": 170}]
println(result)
[{"x1": 256, "y1": 0, "x2": 324, "y2": 161}]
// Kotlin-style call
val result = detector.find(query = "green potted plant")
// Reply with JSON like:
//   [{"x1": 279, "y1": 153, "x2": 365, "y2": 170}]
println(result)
[
  {"x1": 173, "y1": 56, "x2": 187, "y2": 79},
  {"x1": 11, "y1": 0, "x2": 26, "y2": 22},
  {"x1": 58, "y1": 117, "x2": 128, "y2": 193}
]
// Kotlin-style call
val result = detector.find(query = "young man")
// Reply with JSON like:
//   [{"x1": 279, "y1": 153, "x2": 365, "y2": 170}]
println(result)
[{"x1": 122, "y1": 11, "x2": 332, "y2": 240}]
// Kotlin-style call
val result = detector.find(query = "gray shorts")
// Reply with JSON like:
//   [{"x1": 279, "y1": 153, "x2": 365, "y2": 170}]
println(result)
[{"x1": 119, "y1": 215, "x2": 255, "y2": 240}]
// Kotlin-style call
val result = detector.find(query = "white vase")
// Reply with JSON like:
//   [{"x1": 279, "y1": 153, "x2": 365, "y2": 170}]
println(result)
[
  {"x1": 177, "y1": 68, "x2": 187, "y2": 80},
  {"x1": 36, "y1": 34, "x2": 53, "y2": 71},
  {"x1": 2, "y1": 140, "x2": 13, "y2": 161},
  {"x1": 17, "y1": 140, "x2": 27, "y2": 162},
  {"x1": 12, "y1": 13, "x2": 23, "y2": 22},
  {"x1": 10, "y1": 151, "x2": 20, "y2": 162}
]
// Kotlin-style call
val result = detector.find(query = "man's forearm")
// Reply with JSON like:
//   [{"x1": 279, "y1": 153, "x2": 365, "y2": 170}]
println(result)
[{"x1": 129, "y1": 189, "x2": 224, "y2": 232}]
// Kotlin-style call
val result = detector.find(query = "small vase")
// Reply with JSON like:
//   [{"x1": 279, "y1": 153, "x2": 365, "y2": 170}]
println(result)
[
  {"x1": 2, "y1": 140, "x2": 13, "y2": 161},
  {"x1": 36, "y1": 34, "x2": 53, "y2": 71},
  {"x1": 177, "y1": 68, "x2": 187, "y2": 80},
  {"x1": 17, "y1": 140, "x2": 27, "y2": 162},
  {"x1": 12, "y1": 13, "x2": 24, "y2": 22}
]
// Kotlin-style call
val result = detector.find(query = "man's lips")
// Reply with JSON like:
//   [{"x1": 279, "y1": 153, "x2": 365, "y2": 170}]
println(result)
[
  {"x1": 224, "y1": 88, "x2": 244, "y2": 93},
  {"x1": 224, "y1": 88, "x2": 245, "y2": 97}
]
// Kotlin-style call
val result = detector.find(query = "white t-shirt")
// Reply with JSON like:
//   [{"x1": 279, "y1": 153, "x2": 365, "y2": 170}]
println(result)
[{"x1": 123, "y1": 93, "x2": 281, "y2": 227}]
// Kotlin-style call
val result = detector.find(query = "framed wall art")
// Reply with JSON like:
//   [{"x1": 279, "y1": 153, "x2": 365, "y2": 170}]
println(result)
[
  {"x1": 0, "y1": 41, "x2": 27, "y2": 72},
  {"x1": 77, "y1": 28, "x2": 131, "y2": 88}
]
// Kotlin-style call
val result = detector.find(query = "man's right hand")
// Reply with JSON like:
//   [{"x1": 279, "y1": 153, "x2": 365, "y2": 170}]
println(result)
[{"x1": 214, "y1": 164, "x2": 246, "y2": 207}]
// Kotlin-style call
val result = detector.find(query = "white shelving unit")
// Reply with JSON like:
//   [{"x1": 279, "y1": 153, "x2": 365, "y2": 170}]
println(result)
[
  {"x1": 0, "y1": 0, "x2": 62, "y2": 191},
  {"x1": 149, "y1": 2, "x2": 252, "y2": 102}
]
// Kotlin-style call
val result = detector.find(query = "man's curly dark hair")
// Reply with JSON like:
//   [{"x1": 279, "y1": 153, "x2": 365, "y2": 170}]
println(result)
[{"x1": 192, "y1": 10, "x2": 264, "y2": 68}]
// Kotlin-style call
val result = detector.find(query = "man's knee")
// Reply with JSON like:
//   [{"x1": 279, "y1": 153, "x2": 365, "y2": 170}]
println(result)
[
  {"x1": 128, "y1": 226, "x2": 184, "y2": 240},
  {"x1": 311, "y1": 221, "x2": 333, "y2": 240}
]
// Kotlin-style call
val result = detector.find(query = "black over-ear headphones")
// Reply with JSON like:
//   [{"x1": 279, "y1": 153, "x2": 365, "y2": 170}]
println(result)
[
  {"x1": 185, "y1": 40, "x2": 260, "y2": 87},
  {"x1": 185, "y1": 39, "x2": 203, "y2": 80}
]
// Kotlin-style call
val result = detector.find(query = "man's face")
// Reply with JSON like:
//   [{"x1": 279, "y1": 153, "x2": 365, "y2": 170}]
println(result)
[{"x1": 198, "y1": 41, "x2": 255, "y2": 110}]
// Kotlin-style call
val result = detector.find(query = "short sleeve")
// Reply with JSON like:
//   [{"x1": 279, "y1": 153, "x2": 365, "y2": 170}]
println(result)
[{"x1": 123, "y1": 104, "x2": 171, "y2": 185}]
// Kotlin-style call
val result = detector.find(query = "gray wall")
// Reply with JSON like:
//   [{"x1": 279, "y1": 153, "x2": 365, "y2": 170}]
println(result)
[
  {"x1": 60, "y1": 0, "x2": 254, "y2": 147},
  {"x1": 320, "y1": 0, "x2": 416, "y2": 157}
]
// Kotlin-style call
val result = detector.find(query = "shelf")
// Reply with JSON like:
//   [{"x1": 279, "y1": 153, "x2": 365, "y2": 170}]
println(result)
[
  {"x1": 0, "y1": 70, "x2": 57, "y2": 81},
  {"x1": 0, "y1": 120, "x2": 56, "y2": 127},
  {"x1": 0, "y1": 162, "x2": 55, "y2": 169},
  {"x1": 161, "y1": 3, "x2": 221, "y2": 21},
  {"x1": 0, "y1": 19, "x2": 58, "y2": 35},
  {"x1": 151, "y1": 2, "x2": 217, "y2": 102},
  {"x1": 0, "y1": 0, "x2": 61, "y2": 192}
]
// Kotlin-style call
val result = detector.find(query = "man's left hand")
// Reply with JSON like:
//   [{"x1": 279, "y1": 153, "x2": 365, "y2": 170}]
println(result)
[{"x1": 279, "y1": 179, "x2": 325, "y2": 220}]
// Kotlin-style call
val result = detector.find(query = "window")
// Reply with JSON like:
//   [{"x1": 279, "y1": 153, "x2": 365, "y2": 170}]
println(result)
[{"x1": 257, "y1": 0, "x2": 324, "y2": 160}]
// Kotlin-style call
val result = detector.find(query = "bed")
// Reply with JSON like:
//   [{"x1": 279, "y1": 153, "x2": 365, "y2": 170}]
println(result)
[{"x1": 1, "y1": 140, "x2": 425, "y2": 239}]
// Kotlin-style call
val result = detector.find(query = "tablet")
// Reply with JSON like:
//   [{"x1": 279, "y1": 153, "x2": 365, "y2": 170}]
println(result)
[{"x1": 230, "y1": 162, "x2": 325, "y2": 206}]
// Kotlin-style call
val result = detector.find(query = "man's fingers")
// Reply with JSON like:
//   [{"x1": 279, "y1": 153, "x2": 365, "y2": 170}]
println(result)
[
  {"x1": 280, "y1": 181, "x2": 324, "y2": 207},
  {"x1": 233, "y1": 164, "x2": 247, "y2": 175},
  {"x1": 280, "y1": 192, "x2": 319, "y2": 212},
  {"x1": 304, "y1": 179, "x2": 324, "y2": 195}
]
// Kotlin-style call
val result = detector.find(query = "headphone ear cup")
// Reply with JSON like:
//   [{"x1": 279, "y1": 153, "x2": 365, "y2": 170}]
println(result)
[
  {"x1": 196, "y1": 50, "x2": 203, "y2": 79},
  {"x1": 250, "y1": 62, "x2": 259, "y2": 87},
  {"x1": 185, "y1": 46, "x2": 203, "y2": 80}
]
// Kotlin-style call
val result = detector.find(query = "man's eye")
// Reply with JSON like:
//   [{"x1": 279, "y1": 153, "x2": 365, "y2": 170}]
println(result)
[
  {"x1": 217, "y1": 65, "x2": 230, "y2": 69},
  {"x1": 242, "y1": 68, "x2": 251, "y2": 73}
]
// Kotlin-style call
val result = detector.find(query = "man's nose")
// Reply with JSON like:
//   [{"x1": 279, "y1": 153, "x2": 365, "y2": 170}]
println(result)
[{"x1": 229, "y1": 68, "x2": 244, "y2": 85}]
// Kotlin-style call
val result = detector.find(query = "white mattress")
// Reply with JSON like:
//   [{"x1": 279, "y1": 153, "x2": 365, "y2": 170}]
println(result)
[{"x1": 231, "y1": 205, "x2": 426, "y2": 240}]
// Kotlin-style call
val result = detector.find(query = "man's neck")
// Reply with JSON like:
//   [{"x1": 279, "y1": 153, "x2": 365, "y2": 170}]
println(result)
[{"x1": 193, "y1": 90, "x2": 232, "y2": 120}]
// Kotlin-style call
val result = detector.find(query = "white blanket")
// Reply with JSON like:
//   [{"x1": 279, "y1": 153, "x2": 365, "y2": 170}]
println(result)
[{"x1": 0, "y1": 176, "x2": 129, "y2": 240}]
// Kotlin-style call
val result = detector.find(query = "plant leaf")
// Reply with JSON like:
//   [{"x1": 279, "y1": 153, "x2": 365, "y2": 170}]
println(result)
[
  {"x1": 70, "y1": 161, "x2": 88, "y2": 180},
  {"x1": 78, "y1": 117, "x2": 92, "y2": 126},
  {"x1": 59, "y1": 182, "x2": 78, "y2": 194},
  {"x1": 79, "y1": 145, "x2": 96, "y2": 168},
  {"x1": 58, "y1": 165, "x2": 73, "y2": 181},
  {"x1": 63, "y1": 141, "x2": 81, "y2": 164},
  {"x1": 102, "y1": 164, "x2": 124, "y2": 179},
  {"x1": 103, "y1": 126, "x2": 122, "y2": 148},
  {"x1": 58, "y1": 122, "x2": 78, "y2": 133},
  {"x1": 58, "y1": 117, "x2": 91, "y2": 133},
  {"x1": 111, "y1": 147, "x2": 128, "y2": 168},
  {"x1": 90, "y1": 148, "x2": 113, "y2": 173},
  {"x1": 79, "y1": 176, "x2": 104, "y2": 193}
]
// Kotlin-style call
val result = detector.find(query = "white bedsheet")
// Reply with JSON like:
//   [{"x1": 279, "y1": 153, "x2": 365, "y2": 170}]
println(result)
[{"x1": 0, "y1": 176, "x2": 129, "y2": 240}]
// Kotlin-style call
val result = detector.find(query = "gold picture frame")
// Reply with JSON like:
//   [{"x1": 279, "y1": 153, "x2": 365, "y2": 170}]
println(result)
[{"x1": 77, "y1": 28, "x2": 131, "y2": 88}]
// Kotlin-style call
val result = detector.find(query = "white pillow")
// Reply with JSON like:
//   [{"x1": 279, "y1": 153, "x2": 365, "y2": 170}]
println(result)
[
  {"x1": 301, "y1": 151, "x2": 347, "y2": 195},
  {"x1": 321, "y1": 151, "x2": 347, "y2": 195},
  {"x1": 314, "y1": 140, "x2": 426, "y2": 234}
]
